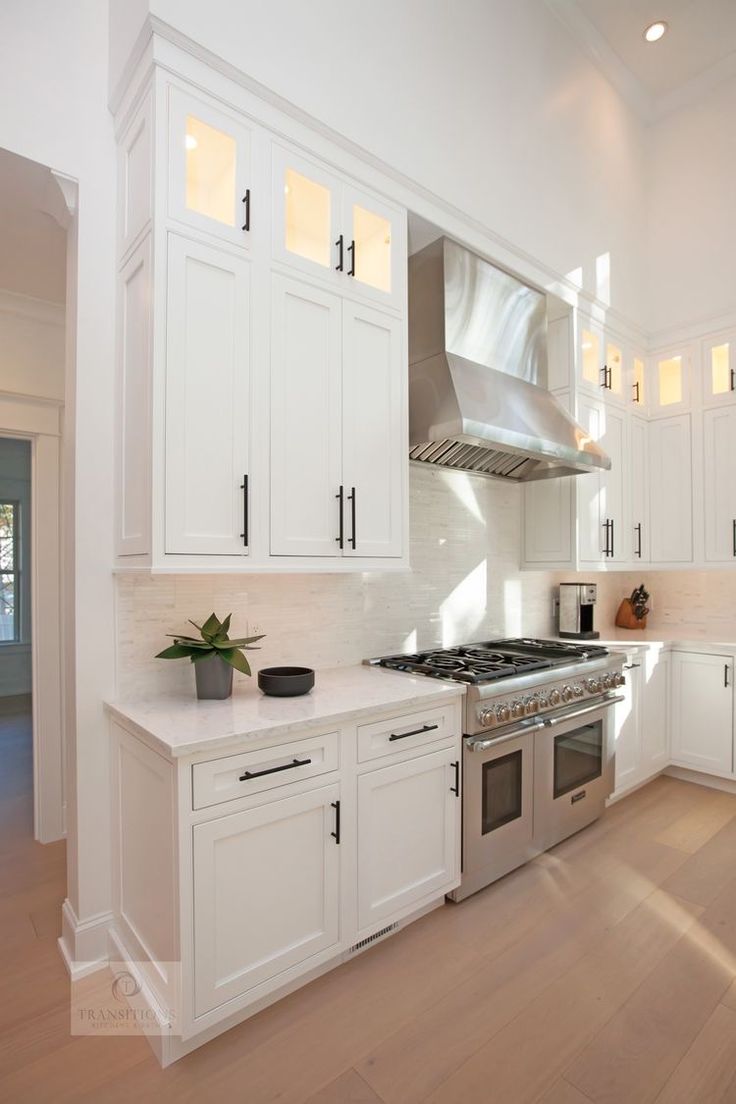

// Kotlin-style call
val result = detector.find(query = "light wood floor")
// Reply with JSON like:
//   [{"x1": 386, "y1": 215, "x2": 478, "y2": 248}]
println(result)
[{"x1": 3, "y1": 721, "x2": 736, "y2": 1103}]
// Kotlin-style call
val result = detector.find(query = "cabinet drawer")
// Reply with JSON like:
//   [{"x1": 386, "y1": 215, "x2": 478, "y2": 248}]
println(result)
[
  {"x1": 192, "y1": 731, "x2": 339, "y2": 809},
  {"x1": 357, "y1": 704, "x2": 456, "y2": 764}
]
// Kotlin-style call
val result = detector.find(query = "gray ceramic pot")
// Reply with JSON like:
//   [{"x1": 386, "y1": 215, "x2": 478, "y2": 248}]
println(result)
[{"x1": 194, "y1": 654, "x2": 233, "y2": 700}]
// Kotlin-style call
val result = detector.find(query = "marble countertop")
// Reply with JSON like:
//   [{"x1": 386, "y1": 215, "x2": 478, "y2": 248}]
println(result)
[{"x1": 106, "y1": 664, "x2": 465, "y2": 760}]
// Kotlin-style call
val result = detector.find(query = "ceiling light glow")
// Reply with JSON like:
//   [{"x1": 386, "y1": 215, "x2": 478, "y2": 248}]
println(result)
[{"x1": 643, "y1": 20, "x2": 667, "y2": 43}]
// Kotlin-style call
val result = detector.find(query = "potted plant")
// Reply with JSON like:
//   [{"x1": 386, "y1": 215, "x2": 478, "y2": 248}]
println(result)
[{"x1": 156, "y1": 612, "x2": 264, "y2": 700}]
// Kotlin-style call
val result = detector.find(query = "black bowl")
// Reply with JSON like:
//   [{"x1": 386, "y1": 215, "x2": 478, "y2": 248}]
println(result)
[{"x1": 258, "y1": 666, "x2": 315, "y2": 697}]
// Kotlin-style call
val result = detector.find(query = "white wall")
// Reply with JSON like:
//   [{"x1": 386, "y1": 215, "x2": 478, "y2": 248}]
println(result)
[
  {"x1": 0, "y1": 0, "x2": 117, "y2": 963},
  {"x1": 111, "y1": 0, "x2": 649, "y2": 327},
  {"x1": 0, "y1": 438, "x2": 31, "y2": 696},
  {"x1": 648, "y1": 75, "x2": 736, "y2": 337},
  {"x1": 0, "y1": 291, "x2": 65, "y2": 402}
]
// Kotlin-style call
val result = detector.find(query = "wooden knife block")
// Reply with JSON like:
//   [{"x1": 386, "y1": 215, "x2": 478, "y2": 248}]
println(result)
[{"x1": 615, "y1": 598, "x2": 647, "y2": 630}]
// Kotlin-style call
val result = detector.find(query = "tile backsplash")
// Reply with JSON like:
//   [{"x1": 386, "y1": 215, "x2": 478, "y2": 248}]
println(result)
[{"x1": 115, "y1": 464, "x2": 736, "y2": 698}]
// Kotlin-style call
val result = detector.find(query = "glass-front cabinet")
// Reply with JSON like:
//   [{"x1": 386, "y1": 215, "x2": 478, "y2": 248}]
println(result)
[
  {"x1": 168, "y1": 86, "x2": 253, "y2": 248},
  {"x1": 632, "y1": 355, "x2": 646, "y2": 409},
  {"x1": 702, "y1": 334, "x2": 736, "y2": 406},
  {"x1": 272, "y1": 144, "x2": 404, "y2": 310},
  {"x1": 578, "y1": 319, "x2": 604, "y2": 393}
]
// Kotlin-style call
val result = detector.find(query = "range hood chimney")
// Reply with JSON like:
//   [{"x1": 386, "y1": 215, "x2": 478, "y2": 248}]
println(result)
[{"x1": 408, "y1": 238, "x2": 610, "y2": 481}]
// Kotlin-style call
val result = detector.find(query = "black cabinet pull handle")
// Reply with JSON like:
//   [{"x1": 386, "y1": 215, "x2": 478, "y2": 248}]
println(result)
[
  {"x1": 241, "y1": 190, "x2": 251, "y2": 232},
  {"x1": 347, "y1": 239, "x2": 355, "y2": 277},
  {"x1": 732, "y1": 519, "x2": 736, "y2": 558},
  {"x1": 336, "y1": 485, "x2": 344, "y2": 549},
  {"x1": 610, "y1": 518, "x2": 615, "y2": 558},
  {"x1": 635, "y1": 522, "x2": 642, "y2": 558},
  {"x1": 389, "y1": 723, "x2": 439, "y2": 742},
  {"x1": 731, "y1": 367, "x2": 735, "y2": 393},
  {"x1": 240, "y1": 474, "x2": 248, "y2": 547},
  {"x1": 347, "y1": 486, "x2": 356, "y2": 550},
  {"x1": 451, "y1": 760, "x2": 460, "y2": 797},
  {"x1": 331, "y1": 800, "x2": 341, "y2": 844},
  {"x1": 335, "y1": 234, "x2": 344, "y2": 271},
  {"x1": 602, "y1": 519, "x2": 610, "y2": 557},
  {"x1": 239, "y1": 757, "x2": 311, "y2": 781},
  {"x1": 725, "y1": 665, "x2": 731, "y2": 689},
  {"x1": 633, "y1": 381, "x2": 640, "y2": 404},
  {"x1": 601, "y1": 366, "x2": 608, "y2": 389}
]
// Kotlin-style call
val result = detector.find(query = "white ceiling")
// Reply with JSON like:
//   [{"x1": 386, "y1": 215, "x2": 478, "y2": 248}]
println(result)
[
  {"x1": 0, "y1": 148, "x2": 67, "y2": 304},
  {"x1": 547, "y1": 0, "x2": 736, "y2": 118}
]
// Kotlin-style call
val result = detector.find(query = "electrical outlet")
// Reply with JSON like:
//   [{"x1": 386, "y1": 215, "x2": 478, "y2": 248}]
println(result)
[{"x1": 250, "y1": 622, "x2": 264, "y2": 638}]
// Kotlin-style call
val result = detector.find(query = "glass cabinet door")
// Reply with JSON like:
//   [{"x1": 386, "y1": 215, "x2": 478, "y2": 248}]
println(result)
[
  {"x1": 579, "y1": 323, "x2": 603, "y2": 391},
  {"x1": 343, "y1": 187, "x2": 404, "y2": 308},
  {"x1": 272, "y1": 146, "x2": 340, "y2": 280},
  {"x1": 703, "y1": 336, "x2": 736, "y2": 405},
  {"x1": 632, "y1": 356, "x2": 646, "y2": 408},
  {"x1": 654, "y1": 352, "x2": 688, "y2": 411},
  {"x1": 605, "y1": 341, "x2": 624, "y2": 399},
  {"x1": 168, "y1": 87, "x2": 252, "y2": 248}
]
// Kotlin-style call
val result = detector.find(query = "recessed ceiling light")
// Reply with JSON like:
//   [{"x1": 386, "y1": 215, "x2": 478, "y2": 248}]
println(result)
[{"x1": 643, "y1": 20, "x2": 668, "y2": 43}]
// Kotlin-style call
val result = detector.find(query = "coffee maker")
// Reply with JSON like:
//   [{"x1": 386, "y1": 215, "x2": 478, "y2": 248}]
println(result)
[{"x1": 558, "y1": 583, "x2": 599, "y2": 639}]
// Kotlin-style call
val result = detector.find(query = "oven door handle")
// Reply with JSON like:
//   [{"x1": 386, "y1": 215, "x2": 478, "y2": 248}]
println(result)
[
  {"x1": 541, "y1": 694, "x2": 624, "y2": 727},
  {"x1": 467, "y1": 718, "x2": 546, "y2": 752}
]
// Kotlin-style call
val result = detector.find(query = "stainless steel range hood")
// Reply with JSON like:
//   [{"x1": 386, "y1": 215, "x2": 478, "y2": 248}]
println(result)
[{"x1": 408, "y1": 238, "x2": 610, "y2": 481}]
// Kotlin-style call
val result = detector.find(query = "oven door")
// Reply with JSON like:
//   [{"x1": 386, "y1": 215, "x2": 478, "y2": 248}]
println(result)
[
  {"x1": 533, "y1": 695, "x2": 622, "y2": 852},
  {"x1": 452, "y1": 721, "x2": 541, "y2": 901}
]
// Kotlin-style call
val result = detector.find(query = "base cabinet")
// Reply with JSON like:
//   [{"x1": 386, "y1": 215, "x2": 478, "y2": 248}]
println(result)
[
  {"x1": 192, "y1": 783, "x2": 341, "y2": 1017},
  {"x1": 613, "y1": 648, "x2": 670, "y2": 797},
  {"x1": 357, "y1": 747, "x2": 460, "y2": 931},
  {"x1": 670, "y1": 652, "x2": 734, "y2": 775}
]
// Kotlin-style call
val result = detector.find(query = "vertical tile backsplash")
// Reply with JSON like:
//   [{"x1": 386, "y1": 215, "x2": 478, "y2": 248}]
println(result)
[{"x1": 115, "y1": 464, "x2": 736, "y2": 699}]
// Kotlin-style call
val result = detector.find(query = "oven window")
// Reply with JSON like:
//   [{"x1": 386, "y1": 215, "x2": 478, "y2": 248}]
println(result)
[
  {"x1": 482, "y1": 750, "x2": 523, "y2": 834},
  {"x1": 554, "y1": 721, "x2": 603, "y2": 799}
]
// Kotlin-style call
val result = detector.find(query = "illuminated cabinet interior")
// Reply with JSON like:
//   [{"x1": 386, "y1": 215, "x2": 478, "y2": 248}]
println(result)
[
  {"x1": 352, "y1": 203, "x2": 392, "y2": 293},
  {"x1": 284, "y1": 168, "x2": 332, "y2": 268},
  {"x1": 185, "y1": 114, "x2": 237, "y2": 226},
  {"x1": 657, "y1": 355, "x2": 683, "y2": 407},
  {"x1": 707, "y1": 341, "x2": 735, "y2": 399},
  {"x1": 633, "y1": 358, "x2": 645, "y2": 405},
  {"x1": 581, "y1": 329, "x2": 600, "y2": 386},
  {"x1": 606, "y1": 342, "x2": 623, "y2": 395}
]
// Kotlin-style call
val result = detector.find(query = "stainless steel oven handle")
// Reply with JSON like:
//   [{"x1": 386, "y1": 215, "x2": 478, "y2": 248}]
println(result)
[
  {"x1": 541, "y1": 694, "x2": 625, "y2": 727},
  {"x1": 467, "y1": 718, "x2": 546, "y2": 752}
]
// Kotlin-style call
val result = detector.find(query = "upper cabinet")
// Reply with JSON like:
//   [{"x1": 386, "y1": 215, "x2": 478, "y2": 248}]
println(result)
[
  {"x1": 168, "y1": 86, "x2": 254, "y2": 249},
  {"x1": 650, "y1": 349, "x2": 690, "y2": 415},
  {"x1": 114, "y1": 72, "x2": 408, "y2": 573},
  {"x1": 272, "y1": 145, "x2": 405, "y2": 312},
  {"x1": 649, "y1": 415, "x2": 693, "y2": 563},
  {"x1": 702, "y1": 333, "x2": 736, "y2": 407},
  {"x1": 703, "y1": 405, "x2": 736, "y2": 563}
]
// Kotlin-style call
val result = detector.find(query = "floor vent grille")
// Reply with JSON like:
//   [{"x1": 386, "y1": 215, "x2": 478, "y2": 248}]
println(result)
[{"x1": 348, "y1": 923, "x2": 399, "y2": 956}]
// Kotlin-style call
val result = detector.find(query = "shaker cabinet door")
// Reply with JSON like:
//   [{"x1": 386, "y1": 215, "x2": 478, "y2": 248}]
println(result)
[
  {"x1": 703, "y1": 406, "x2": 736, "y2": 563},
  {"x1": 165, "y1": 234, "x2": 250, "y2": 556},
  {"x1": 648, "y1": 415, "x2": 693, "y2": 563},
  {"x1": 193, "y1": 784, "x2": 341, "y2": 1017},
  {"x1": 270, "y1": 274, "x2": 342, "y2": 557},
  {"x1": 341, "y1": 302, "x2": 404, "y2": 558},
  {"x1": 670, "y1": 653, "x2": 734, "y2": 775}
]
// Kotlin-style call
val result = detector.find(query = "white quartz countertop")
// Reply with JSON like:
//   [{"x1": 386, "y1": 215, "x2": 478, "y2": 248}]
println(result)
[{"x1": 106, "y1": 664, "x2": 465, "y2": 760}]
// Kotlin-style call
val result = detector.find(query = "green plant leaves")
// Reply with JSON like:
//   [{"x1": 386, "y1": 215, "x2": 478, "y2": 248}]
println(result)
[
  {"x1": 156, "y1": 613, "x2": 264, "y2": 676},
  {"x1": 155, "y1": 643, "x2": 206, "y2": 661},
  {"x1": 217, "y1": 648, "x2": 252, "y2": 676}
]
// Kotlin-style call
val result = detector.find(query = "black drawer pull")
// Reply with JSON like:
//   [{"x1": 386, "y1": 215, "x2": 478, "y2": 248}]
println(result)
[
  {"x1": 241, "y1": 189, "x2": 251, "y2": 232},
  {"x1": 451, "y1": 760, "x2": 460, "y2": 797},
  {"x1": 388, "y1": 723, "x2": 439, "y2": 742},
  {"x1": 240, "y1": 473, "x2": 249, "y2": 547},
  {"x1": 347, "y1": 239, "x2": 355, "y2": 277},
  {"x1": 239, "y1": 757, "x2": 312, "y2": 781},
  {"x1": 336, "y1": 485, "x2": 344, "y2": 549},
  {"x1": 335, "y1": 234, "x2": 344, "y2": 271},
  {"x1": 571, "y1": 789, "x2": 587, "y2": 805},
  {"x1": 331, "y1": 800, "x2": 341, "y2": 845}
]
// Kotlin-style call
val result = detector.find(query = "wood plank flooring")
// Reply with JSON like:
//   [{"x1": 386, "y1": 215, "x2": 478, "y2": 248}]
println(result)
[{"x1": 2, "y1": 712, "x2": 736, "y2": 1103}]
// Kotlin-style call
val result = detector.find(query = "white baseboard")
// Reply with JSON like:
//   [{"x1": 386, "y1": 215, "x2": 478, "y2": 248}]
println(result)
[
  {"x1": 58, "y1": 898, "x2": 113, "y2": 980},
  {"x1": 664, "y1": 765, "x2": 736, "y2": 794}
]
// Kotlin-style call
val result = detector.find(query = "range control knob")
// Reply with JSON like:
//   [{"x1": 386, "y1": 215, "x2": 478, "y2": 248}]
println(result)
[
  {"x1": 511, "y1": 700, "x2": 525, "y2": 720},
  {"x1": 573, "y1": 685, "x2": 585, "y2": 698},
  {"x1": 613, "y1": 672, "x2": 626, "y2": 688},
  {"x1": 586, "y1": 678, "x2": 602, "y2": 694},
  {"x1": 479, "y1": 708, "x2": 496, "y2": 727},
  {"x1": 561, "y1": 685, "x2": 574, "y2": 703},
  {"x1": 549, "y1": 688, "x2": 561, "y2": 706},
  {"x1": 525, "y1": 696, "x2": 540, "y2": 715},
  {"x1": 537, "y1": 695, "x2": 549, "y2": 710},
  {"x1": 496, "y1": 704, "x2": 511, "y2": 724},
  {"x1": 602, "y1": 674, "x2": 613, "y2": 690}
]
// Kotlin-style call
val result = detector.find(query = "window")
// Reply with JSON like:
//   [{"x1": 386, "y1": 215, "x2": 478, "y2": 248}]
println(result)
[{"x1": 0, "y1": 502, "x2": 20, "y2": 643}]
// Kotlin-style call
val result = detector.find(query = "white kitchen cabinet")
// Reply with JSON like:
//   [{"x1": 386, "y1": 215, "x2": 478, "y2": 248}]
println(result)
[
  {"x1": 522, "y1": 475, "x2": 573, "y2": 565},
  {"x1": 650, "y1": 350, "x2": 690, "y2": 415},
  {"x1": 165, "y1": 234, "x2": 251, "y2": 556},
  {"x1": 670, "y1": 652, "x2": 734, "y2": 776},
  {"x1": 341, "y1": 301, "x2": 404, "y2": 558},
  {"x1": 577, "y1": 397, "x2": 627, "y2": 565},
  {"x1": 270, "y1": 274, "x2": 343, "y2": 557},
  {"x1": 270, "y1": 277, "x2": 404, "y2": 559},
  {"x1": 702, "y1": 334, "x2": 736, "y2": 407},
  {"x1": 629, "y1": 415, "x2": 649, "y2": 562},
  {"x1": 168, "y1": 85, "x2": 254, "y2": 249},
  {"x1": 193, "y1": 783, "x2": 341, "y2": 1017},
  {"x1": 357, "y1": 746, "x2": 460, "y2": 931},
  {"x1": 272, "y1": 143, "x2": 405, "y2": 312},
  {"x1": 614, "y1": 648, "x2": 670, "y2": 798},
  {"x1": 648, "y1": 415, "x2": 693, "y2": 563},
  {"x1": 703, "y1": 406, "x2": 736, "y2": 563},
  {"x1": 631, "y1": 354, "x2": 647, "y2": 412}
]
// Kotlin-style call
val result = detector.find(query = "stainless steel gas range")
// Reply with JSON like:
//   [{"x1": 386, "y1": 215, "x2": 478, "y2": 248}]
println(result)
[{"x1": 368, "y1": 638, "x2": 625, "y2": 902}]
